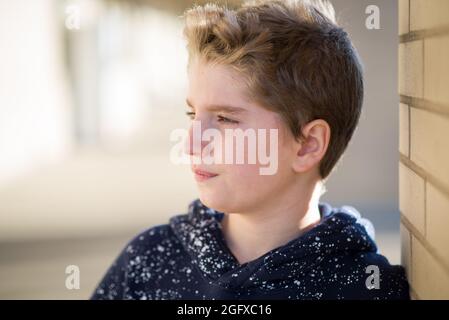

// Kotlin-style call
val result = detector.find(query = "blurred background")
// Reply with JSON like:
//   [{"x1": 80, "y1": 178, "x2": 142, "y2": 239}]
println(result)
[{"x1": 0, "y1": 0, "x2": 399, "y2": 299}]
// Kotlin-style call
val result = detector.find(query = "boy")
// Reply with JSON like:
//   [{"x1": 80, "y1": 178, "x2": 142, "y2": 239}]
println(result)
[{"x1": 91, "y1": 0, "x2": 409, "y2": 300}]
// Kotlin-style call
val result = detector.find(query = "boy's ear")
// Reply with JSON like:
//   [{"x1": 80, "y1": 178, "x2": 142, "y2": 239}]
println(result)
[{"x1": 291, "y1": 119, "x2": 331, "y2": 174}]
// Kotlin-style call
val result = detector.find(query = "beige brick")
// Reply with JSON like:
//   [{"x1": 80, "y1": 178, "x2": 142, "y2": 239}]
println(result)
[
  {"x1": 411, "y1": 236, "x2": 449, "y2": 299},
  {"x1": 410, "y1": 108, "x2": 449, "y2": 189},
  {"x1": 399, "y1": 0, "x2": 410, "y2": 35},
  {"x1": 399, "y1": 103, "x2": 410, "y2": 157},
  {"x1": 410, "y1": 0, "x2": 449, "y2": 31},
  {"x1": 424, "y1": 35, "x2": 449, "y2": 108},
  {"x1": 400, "y1": 223, "x2": 412, "y2": 282},
  {"x1": 426, "y1": 183, "x2": 449, "y2": 267},
  {"x1": 399, "y1": 163, "x2": 425, "y2": 235},
  {"x1": 399, "y1": 41, "x2": 424, "y2": 97}
]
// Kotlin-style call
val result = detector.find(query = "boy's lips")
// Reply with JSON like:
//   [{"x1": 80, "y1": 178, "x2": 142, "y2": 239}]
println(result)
[{"x1": 191, "y1": 167, "x2": 219, "y2": 182}]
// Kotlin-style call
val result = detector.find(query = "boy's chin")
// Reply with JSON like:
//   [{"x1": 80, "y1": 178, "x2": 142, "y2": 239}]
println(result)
[
  {"x1": 198, "y1": 193, "x2": 253, "y2": 215},
  {"x1": 198, "y1": 194, "x2": 233, "y2": 213}
]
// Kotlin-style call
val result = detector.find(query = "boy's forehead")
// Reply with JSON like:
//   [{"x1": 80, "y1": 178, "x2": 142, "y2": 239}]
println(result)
[
  {"x1": 187, "y1": 60, "x2": 249, "y2": 99},
  {"x1": 187, "y1": 66, "x2": 250, "y2": 108}
]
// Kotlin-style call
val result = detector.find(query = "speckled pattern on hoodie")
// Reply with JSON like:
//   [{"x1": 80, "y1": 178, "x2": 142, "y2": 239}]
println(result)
[{"x1": 91, "y1": 199, "x2": 410, "y2": 300}]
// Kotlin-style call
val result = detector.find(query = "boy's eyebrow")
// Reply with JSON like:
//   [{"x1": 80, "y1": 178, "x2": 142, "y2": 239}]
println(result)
[{"x1": 186, "y1": 98, "x2": 248, "y2": 114}]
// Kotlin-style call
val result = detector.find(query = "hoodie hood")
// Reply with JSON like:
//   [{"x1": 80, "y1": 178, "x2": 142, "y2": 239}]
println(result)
[
  {"x1": 92, "y1": 198, "x2": 409, "y2": 300},
  {"x1": 169, "y1": 199, "x2": 378, "y2": 292}
]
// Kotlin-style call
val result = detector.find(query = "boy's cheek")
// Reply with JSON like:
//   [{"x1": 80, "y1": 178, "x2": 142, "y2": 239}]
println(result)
[
  {"x1": 225, "y1": 163, "x2": 262, "y2": 178},
  {"x1": 225, "y1": 165, "x2": 283, "y2": 189}
]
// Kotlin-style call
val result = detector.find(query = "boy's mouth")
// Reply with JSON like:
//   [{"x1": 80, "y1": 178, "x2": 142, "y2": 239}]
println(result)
[{"x1": 192, "y1": 167, "x2": 219, "y2": 182}]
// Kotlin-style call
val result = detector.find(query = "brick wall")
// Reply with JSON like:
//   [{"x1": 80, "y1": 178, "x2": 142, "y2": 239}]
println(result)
[{"x1": 399, "y1": 0, "x2": 449, "y2": 299}]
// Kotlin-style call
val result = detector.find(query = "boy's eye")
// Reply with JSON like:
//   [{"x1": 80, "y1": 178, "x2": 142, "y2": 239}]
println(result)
[
  {"x1": 185, "y1": 111, "x2": 196, "y2": 120},
  {"x1": 217, "y1": 115, "x2": 239, "y2": 124},
  {"x1": 185, "y1": 111, "x2": 239, "y2": 125}
]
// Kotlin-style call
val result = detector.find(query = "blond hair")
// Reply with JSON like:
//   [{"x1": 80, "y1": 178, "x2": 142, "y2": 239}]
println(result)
[{"x1": 183, "y1": 0, "x2": 364, "y2": 179}]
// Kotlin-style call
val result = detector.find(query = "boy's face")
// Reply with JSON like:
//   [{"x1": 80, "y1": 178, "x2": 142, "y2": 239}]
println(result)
[{"x1": 185, "y1": 59, "x2": 300, "y2": 214}]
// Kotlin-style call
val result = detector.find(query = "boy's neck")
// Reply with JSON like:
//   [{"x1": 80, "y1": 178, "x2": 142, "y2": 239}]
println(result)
[{"x1": 220, "y1": 181, "x2": 323, "y2": 266}]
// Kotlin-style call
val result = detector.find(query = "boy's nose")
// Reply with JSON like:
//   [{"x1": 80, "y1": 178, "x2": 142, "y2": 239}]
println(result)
[{"x1": 183, "y1": 121, "x2": 206, "y2": 157}]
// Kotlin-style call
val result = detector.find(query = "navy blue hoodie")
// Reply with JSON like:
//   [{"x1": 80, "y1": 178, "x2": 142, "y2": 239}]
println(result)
[{"x1": 91, "y1": 199, "x2": 410, "y2": 300}]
